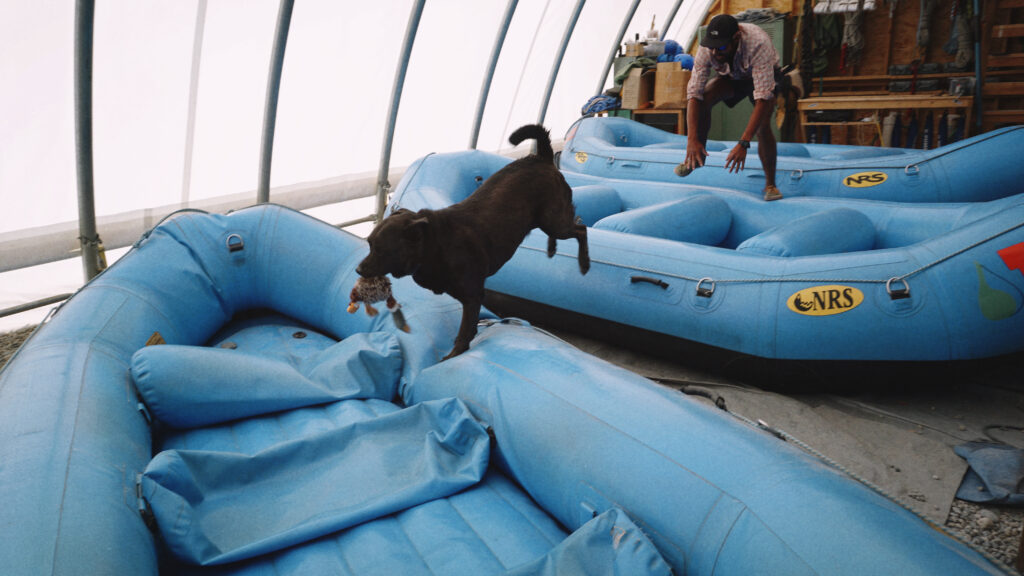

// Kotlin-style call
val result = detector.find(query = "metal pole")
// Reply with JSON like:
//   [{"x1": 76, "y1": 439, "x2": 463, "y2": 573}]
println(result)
[
  {"x1": 659, "y1": 0, "x2": 684, "y2": 40},
  {"x1": 0, "y1": 294, "x2": 72, "y2": 320},
  {"x1": 469, "y1": 0, "x2": 519, "y2": 149},
  {"x1": 74, "y1": 0, "x2": 101, "y2": 281},
  {"x1": 594, "y1": 0, "x2": 640, "y2": 98},
  {"x1": 257, "y1": 0, "x2": 295, "y2": 204},
  {"x1": 375, "y1": 0, "x2": 426, "y2": 222},
  {"x1": 972, "y1": 0, "x2": 983, "y2": 133},
  {"x1": 537, "y1": 0, "x2": 586, "y2": 127},
  {"x1": 660, "y1": 0, "x2": 685, "y2": 41},
  {"x1": 181, "y1": 0, "x2": 207, "y2": 206}
]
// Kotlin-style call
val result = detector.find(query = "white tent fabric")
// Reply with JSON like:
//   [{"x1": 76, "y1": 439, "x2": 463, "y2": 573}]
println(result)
[{"x1": 0, "y1": 1, "x2": 713, "y2": 330}]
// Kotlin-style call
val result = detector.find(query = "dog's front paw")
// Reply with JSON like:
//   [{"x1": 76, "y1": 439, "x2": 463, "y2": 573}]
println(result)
[
  {"x1": 442, "y1": 342, "x2": 470, "y2": 361},
  {"x1": 578, "y1": 258, "x2": 591, "y2": 275}
]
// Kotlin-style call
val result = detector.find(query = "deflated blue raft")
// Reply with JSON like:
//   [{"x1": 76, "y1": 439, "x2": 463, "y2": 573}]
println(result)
[
  {"x1": 0, "y1": 205, "x2": 1009, "y2": 575},
  {"x1": 559, "y1": 116, "x2": 1024, "y2": 202},
  {"x1": 393, "y1": 149, "x2": 1024, "y2": 367}
]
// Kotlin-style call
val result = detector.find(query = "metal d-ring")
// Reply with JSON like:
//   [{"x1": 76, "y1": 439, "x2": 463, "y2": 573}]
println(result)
[
  {"x1": 606, "y1": 156, "x2": 615, "y2": 164},
  {"x1": 696, "y1": 277, "x2": 716, "y2": 298},
  {"x1": 886, "y1": 277, "x2": 911, "y2": 300},
  {"x1": 904, "y1": 164, "x2": 920, "y2": 176},
  {"x1": 789, "y1": 169, "x2": 804, "y2": 181},
  {"x1": 226, "y1": 233, "x2": 244, "y2": 253}
]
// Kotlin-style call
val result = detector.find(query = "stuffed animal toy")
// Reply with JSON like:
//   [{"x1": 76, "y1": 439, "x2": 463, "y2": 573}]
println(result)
[{"x1": 347, "y1": 276, "x2": 411, "y2": 333}]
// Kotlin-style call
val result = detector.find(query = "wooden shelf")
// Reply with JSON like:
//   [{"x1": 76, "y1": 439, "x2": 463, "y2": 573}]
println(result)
[
  {"x1": 631, "y1": 108, "x2": 686, "y2": 135},
  {"x1": 798, "y1": 95, "x2": 973, "y2": 144},
  {"x1": 988, "y1": 53, "x2": 1024, "y2": 68},
  {"x1": 798, "y1": 95, "x2": 973, "y2": 111},
  {"x1": 993, "y1": 24, "x2": 1024, "y2": 39},
  {"x1": 982, "y1": 81, "x2": 1024, "y2": 95}
]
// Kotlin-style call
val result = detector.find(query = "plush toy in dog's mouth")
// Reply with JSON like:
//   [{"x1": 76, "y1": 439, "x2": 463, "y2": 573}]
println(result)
[{"x1": 347, "y1": 276, "x2": 411, "y2": 333}]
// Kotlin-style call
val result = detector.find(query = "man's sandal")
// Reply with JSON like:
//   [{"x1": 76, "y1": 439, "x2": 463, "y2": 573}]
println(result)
[{"x1": 763, "y1": 185, "x2": 783, "y2": 201}]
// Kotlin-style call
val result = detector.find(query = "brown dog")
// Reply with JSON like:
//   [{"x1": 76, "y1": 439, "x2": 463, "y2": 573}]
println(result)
[{"x1": 356, "y1": 124, "x2": 589, "y2": 359}]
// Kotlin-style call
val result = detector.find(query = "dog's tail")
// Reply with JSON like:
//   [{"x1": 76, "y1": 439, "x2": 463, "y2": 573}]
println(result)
[{"x1": 509, "y1": 124, "x2": 553, "y2": 161}]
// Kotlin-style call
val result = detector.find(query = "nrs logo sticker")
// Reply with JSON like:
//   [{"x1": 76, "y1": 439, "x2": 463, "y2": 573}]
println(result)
[
  {"x1": 787, "y1": 285, "x2": 864, "y2": 316},
  {"x1": 574, "y1": 151, "x2": 588, "y2": 163},
  {"x1": 843, "y1": 171, "x2": 887, "y2": 188}
]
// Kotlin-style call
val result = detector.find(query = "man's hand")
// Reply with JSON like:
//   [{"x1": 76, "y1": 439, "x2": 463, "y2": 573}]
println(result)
[
  {"x1": 684, "y1": 140, "x2": 708, "y2": 170},
  {"x1": 725, "y1": 144, "x2": 747, "y2": 173}
]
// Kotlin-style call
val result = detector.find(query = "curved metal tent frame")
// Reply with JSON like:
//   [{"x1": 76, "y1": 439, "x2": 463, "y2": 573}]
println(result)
[{"x1": 2, "y1": 0, "x2": 711, "y2": 320}]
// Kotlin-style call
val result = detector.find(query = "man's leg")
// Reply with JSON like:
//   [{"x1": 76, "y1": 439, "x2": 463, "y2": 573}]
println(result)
[
  {"x1": 758, "y1": 114, "x2": 782, "y2": 201},
  {"x1": 757, "y1": 107, "x2": 777, "y2": 190}
]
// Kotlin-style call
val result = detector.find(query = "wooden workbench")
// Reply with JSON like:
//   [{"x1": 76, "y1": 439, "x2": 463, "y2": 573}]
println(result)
[{"x1": 798, "y1": 94, "x2": 973, "y2": 144}]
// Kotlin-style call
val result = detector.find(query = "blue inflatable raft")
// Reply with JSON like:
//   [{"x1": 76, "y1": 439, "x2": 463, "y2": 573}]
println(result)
[
  {"x1": 393, "y1": 149, "x2": 1024, "y2": 372},
  {"x1": 559, "y1": 116, "x2": 1024, "y2": 202},
  {"x1": 0, "y1": 205, "x2": 1009, "y2": 574}
]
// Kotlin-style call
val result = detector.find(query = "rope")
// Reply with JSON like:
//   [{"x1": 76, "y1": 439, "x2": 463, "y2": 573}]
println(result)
[
  {"x1": 525, "y1": 214, "x2": 1024, "y2": 290},
  {"x1": 918, "y1": 0, "x2": 937, "y2": 48},
  {"x1": 840, "y1": 0, "x2": 866, "y2": 72},
  {"x1": 895, "y1": 219, "x2": 1024, "y2": 282},
  {"x1": 576, "y1": 125, "x2": 1024, "y2": 175},
  {"x1": 498, "y1": 0, "x2": 553, "y2": 151},
  {"x1": 133, "y1": 208, "x2": 210, "y2": 247}
]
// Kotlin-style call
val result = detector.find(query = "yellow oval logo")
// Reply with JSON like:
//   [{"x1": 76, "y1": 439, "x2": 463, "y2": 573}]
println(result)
[
  {"x1": 787, "y1": 285, "x2": 864, "y2": 316},
  {"x1": 843, "y1": 171, "x2": 888, "y2": 188},
  {"x1": 574, "y1": 151, "x2": 588, "y2": 163}
]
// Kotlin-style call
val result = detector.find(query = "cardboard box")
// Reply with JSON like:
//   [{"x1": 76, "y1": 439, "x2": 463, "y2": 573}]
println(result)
[
  {"x1": 654, "y1": 62, "x2": 691, "y2": 109},
  {"x1": 621, "y1": 67, "x2": 655, "y2": 110}
]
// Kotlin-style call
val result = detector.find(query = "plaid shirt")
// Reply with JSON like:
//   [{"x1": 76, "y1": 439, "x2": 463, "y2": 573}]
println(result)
[{"x1": 686, "y1": 23, "x2": 779, "y2": 101}]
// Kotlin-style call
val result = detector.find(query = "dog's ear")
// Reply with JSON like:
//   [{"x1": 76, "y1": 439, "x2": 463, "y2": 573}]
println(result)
[{"x1": 403, "y1": 216, "x2": 429, "y2": 241}]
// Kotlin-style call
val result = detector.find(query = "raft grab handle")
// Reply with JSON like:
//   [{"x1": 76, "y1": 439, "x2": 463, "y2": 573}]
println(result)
[{"x1": 630, "y1": 276, "x2": 670, "y2": 290}]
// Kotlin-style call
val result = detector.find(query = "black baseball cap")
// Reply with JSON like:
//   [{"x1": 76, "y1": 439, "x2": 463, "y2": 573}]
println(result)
[{"x1": 701, "y1": 14, "x2": 739, "y2": 50}]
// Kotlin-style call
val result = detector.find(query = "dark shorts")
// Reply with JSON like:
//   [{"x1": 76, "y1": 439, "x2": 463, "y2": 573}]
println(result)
[{"x1": 721, "y1": 66, "x2": 786, "y2": 108}]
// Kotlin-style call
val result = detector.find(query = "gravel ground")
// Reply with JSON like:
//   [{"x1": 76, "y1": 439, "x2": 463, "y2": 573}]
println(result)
[
  {"x1": 0, "y1": 325, "x2": 1021, "y2": 572},
  {"x1": 0, "y1": 325, "x2": 34, "y2": 370},
  {"x1": 946, "y1": 500, "x2": 1023, "y2": 572}
]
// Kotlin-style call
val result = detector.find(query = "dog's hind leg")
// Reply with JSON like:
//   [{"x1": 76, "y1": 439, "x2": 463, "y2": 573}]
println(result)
[{"x1": 547, "y1": 235, "x2": 557, "y2": 258}]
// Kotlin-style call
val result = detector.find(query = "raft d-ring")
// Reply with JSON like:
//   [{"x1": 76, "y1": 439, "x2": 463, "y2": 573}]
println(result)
[
  {"x1": 904, "y1": 164, "x2": 920, "y2": 176},
  {"x1": 226, "y1": 233, "x2": 244, "y2": 253},
  {"x1": 696, "y1": 277, "x2": 716, "y2": 298},
  {"x1": 886, "y1": 277, "x2": 911, "y2": 300},
  {"x1": 606, "y1": 156, "x2": 616, "y2": 164},
  {"x1": 789, "y1": 169, "x2": 804, "y2": 181}
]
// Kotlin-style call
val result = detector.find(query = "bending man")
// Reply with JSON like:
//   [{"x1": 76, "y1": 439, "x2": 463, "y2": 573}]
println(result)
[{"x1": 682, "y1": 14, "x2": 784, "y2": 201}]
